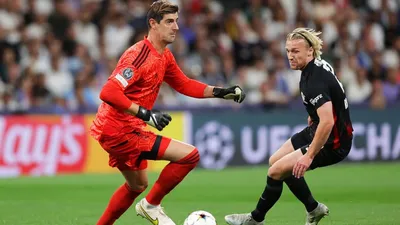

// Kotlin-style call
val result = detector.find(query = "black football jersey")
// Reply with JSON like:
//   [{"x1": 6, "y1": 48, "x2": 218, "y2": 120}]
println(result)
[{"x1": 299, "y1": 58, "x2": 353, "y2": 148}]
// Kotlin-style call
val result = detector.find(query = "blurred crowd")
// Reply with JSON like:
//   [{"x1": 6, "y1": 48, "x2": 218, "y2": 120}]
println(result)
[{"x1": 0, "y1": 0, "x2": 399, "y2": 113}]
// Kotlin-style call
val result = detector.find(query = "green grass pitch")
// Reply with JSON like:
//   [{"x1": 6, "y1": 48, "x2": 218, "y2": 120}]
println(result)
[{"x1": 0, "y1": 163, "x2": 399, "y2": 225}]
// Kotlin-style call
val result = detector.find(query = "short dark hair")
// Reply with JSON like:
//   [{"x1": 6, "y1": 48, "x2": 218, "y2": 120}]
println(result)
[{"x1": 147, "y1": 0, "x2": 179, "y2": 28}]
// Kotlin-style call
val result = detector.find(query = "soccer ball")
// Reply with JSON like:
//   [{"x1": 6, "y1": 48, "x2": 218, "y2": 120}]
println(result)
[{"x1": 183, "y1": 210, "x2": 217, "y2": 225}]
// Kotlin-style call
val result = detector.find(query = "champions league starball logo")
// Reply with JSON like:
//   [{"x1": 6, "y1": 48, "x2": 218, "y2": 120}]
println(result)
[
  {"x1": 194, "y1": 121, "x2": 234, "y2": 169},
  {"x1": 123, "y1": 68, "x2": 133, "y2": 80}
]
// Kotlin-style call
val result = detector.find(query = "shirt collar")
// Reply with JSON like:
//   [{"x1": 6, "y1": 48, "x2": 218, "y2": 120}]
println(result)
[{"x1": 302, "y1": 58, "x2": 315, "y2": 74}]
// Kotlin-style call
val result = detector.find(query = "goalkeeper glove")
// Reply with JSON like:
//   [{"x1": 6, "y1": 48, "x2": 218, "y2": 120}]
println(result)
[
  {"x1": 136, "y1": 106, "x2": 172, "y2": 131},
  {"x1": 213, "y1": 85, "x2": 246, "y2": 103}
]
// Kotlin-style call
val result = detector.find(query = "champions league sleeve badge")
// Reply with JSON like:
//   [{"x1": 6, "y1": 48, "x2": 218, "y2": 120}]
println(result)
[{"x1": 122, "y1": 68, "x2": 133, "y2": 80}]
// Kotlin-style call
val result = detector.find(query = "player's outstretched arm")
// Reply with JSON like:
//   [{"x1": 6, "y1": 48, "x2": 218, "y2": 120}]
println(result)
[
  {"x1": 164, "y1": 54, "x2": 245, "y2": 103},
  {"x1": 164, "y1": 72, "x2": 246, "y2": 103},
  {"x1": 99, "y1": 80, "x2": 171, "y2": 131}
]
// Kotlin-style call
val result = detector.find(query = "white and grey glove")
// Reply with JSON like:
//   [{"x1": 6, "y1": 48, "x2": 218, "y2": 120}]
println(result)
[
  {"x1": 213, "y1": 86, "x2": 246, "y2": 103},
  {"x1": 136, "y1": 106, "x2": 172, "y2": 131}
]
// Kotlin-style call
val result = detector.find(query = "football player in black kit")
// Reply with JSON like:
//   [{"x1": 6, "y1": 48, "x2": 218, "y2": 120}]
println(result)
[{"x1": 225, "y1": 28, "x2": 354, "y2": 225}]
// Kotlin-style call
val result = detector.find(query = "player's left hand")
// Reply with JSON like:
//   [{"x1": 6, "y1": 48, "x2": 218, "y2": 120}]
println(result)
[
  {"x1": 293, "y1": 155, "x2": 313, "y2": 178},
  {"x1": 213, "y1": 86, "x2": 246, "y2": 103}
]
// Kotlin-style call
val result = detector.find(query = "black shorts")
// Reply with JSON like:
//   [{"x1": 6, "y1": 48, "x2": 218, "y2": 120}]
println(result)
[{"x1": 291, "y1": 126, "x2": 352, "y2": 170}]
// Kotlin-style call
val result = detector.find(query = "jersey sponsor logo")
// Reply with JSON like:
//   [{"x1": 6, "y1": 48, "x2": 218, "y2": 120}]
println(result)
[
  {"x1": 123, "y1": 68, "x2": 133, "y2": 80},
  {"x1": 310, "y1": 94, "x2": 323, "y2": 106}
]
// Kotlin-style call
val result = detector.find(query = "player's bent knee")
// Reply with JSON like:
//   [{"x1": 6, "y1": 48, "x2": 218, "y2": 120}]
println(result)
[
  {"x1": 267, "y1": 164, "x2": 284, "y2": 180},
  {"x1": 122, "y1": 170, "x2": 149, "y2": 192},
  {"x1": 178, "y1": 148, "x2": 200, "y2": 167},
  {"x1": 132, "y1": 176, "x2": 148, "y2": 191},
  {"x1": 132, "y1": 183, "x2": 148, "y2": 191},
  {"x1": 126, "y1": 180, "x2": 148, "y2": 192},
  {"x1": 193, "y1": 149, "x2": 200, "y2": 166},
  {"x1": 162, "y1": 139, "x2": 198, "y2": 162}
]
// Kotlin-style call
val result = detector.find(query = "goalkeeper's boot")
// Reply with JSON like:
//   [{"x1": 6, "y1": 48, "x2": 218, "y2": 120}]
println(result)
[
  {"x1": 135, "y1": 198, "x2": 176, "y2": 225},
  {"x1": 305, "y1": 203, "x2": 329, "y2": 225},
  {"x1": 225, "y1": 213, "x2": 264, "y2": 225}
]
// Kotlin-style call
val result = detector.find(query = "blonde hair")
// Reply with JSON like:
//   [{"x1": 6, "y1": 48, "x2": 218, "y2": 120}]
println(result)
[{"x1": 287, "y1": 28, "x2": 323, "y2": 59}]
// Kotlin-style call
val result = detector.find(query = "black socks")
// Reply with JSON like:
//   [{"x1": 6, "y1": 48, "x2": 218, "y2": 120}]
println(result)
[
  {"x1": 251, "y1": 176, "x2": 283, "y2": 222},
  {"x1": 284, "y1": 176, "x2": 318, "y2": 212}
]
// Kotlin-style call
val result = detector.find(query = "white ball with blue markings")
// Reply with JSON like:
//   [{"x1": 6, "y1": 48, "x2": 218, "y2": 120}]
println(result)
[{"x1": 184, "y1": 210, "x2": 217, "y2": 225}]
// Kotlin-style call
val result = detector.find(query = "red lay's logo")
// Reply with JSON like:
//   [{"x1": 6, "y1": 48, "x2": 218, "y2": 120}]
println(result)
[{"x1": 0, "y1": 116, "x2": 88, "y2": 178}]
